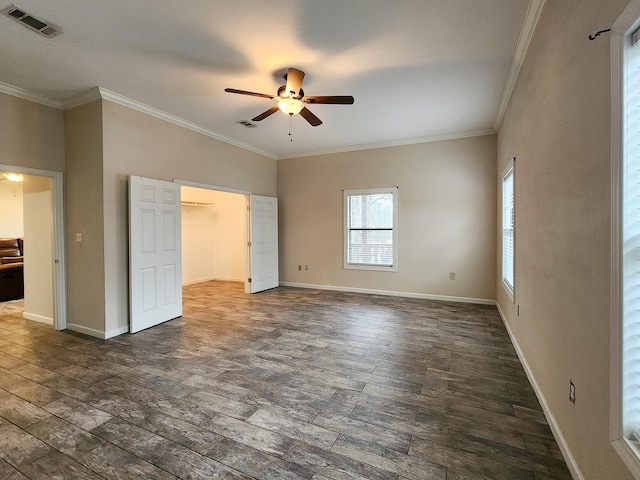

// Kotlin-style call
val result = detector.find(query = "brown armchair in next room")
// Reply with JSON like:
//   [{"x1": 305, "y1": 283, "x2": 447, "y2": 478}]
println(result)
[{"x1": 0, "y1": 237, "x2": 24, "y2": 301}]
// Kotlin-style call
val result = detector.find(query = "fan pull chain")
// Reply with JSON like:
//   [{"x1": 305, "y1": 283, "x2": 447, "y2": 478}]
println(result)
[{"x1": 289, "y1": 114, "x2": 293, "y2": 142}]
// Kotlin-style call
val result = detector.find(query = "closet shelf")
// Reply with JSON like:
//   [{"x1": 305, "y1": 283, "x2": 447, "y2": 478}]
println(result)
[{"x1": 181, "y1": 202, "x2": 215, "y2": 207}]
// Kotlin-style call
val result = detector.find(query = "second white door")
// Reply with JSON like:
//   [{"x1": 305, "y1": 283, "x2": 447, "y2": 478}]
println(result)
[{"x1": 249, "y1": 195, "x2": 278, "y2": 293}]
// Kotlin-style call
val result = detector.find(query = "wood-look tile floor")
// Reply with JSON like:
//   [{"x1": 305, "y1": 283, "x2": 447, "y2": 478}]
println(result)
[{"x1": 0, "y1": 281, "x2": 571, "y2": 479}]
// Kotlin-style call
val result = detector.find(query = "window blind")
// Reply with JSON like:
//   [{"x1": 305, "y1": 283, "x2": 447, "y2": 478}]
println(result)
[
  {"x1": 345, "y1": 189, "x2": 395, "y2": 267},
  {"x1": 623, "y1": 28, "x2": 640, "y2": 440},
  {"x1": 502, "y1": 166, "x2": 515, "y2": 294}
]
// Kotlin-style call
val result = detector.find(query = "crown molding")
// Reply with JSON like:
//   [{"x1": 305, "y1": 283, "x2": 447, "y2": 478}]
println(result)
[
  {"x1": 1, "y1": 81, "x2": 497, "y2": 161},
  {"x1": 1, "y1": 81, "x2": 277, "y2": 159},
  {"x1": 98, "y1": 88, "x2": 277, "y2": 159},
  {"x1": 276, "y1": 128, "x2": 496, "y2": 160},
  {"x1": 0, "y1": 81, "x2": 63, "y2": 109},
  {"x1": 61, "y1": 87, "x2": 278, "y2": 159},
  {"x1": 494, "y1": 0, "x2": 547, "y2": 131},
  {"x1": 59, "y1": 86, "x2": 102, "y2": 109}
]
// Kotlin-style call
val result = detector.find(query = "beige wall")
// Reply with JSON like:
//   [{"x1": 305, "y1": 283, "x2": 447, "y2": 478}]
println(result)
[
  {"x1": 278, "y1": 135, "x2": 497, "y2": 301},
  {"x1": 23, "y1": 176, "x2": 53, "y2": 324},
  {"x1": 496, "y1": 1, "x2": 631, "y2": 478},
  {"x1": 0, "y1": 180, "x2": 24, "y2": 237},
  {"x1": 101, "y1": 100, "x2": 276, "y2": 335},
  {"x1": 0, "y1": 92, "x2": 65, "y2": 172},
  {"x1": 64, "y1": 100, "x2": 106, "y2": 335}
]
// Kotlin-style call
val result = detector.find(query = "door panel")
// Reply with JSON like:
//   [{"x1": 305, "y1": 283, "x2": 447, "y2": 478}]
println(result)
[
  {"x1": 249, "y1": 195, "x2": 278, "y2": 293},
  {"x1": 129, "y1": 175, "x2": 182, "y2": 333}
]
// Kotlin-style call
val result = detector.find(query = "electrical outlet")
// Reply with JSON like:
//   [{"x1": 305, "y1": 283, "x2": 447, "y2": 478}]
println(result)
[
  {"x1": 569, "y1": 380, "x2": 576, "y2": 404},
  {"x1": 304, "y1": 264, "x2": 309, "y2": 271},
  {"x1": 449, "y1": 272, "x2": 455, "y2": 280},
  {"x1": 297, "y1": 265, "x2": 302, "y2": 271}
]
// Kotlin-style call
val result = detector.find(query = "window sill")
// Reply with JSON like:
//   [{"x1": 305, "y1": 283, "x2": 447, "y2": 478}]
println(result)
[
  {"x1": 344, "y1": 263, "x2": 398, "y2": 272},
  {"x1": 612, "y1": 438, "x2": 640, "y2": 480},
  {"x1": 502, "y1": 280, "x2": 514, "y2": 302}
]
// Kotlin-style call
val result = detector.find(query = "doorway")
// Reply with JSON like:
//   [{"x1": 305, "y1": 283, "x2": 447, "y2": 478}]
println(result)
[
  {"x1": 128, "y1": 176, "x2": 279, "y2": 334},
  {"x1": 177, "y1": 181, "x2": 279, "y2": 294},
  {"x1": 0, "y1": 164, "x2": 66, "y2": 330},
  {"x1": 180, "y1": 185, "x2": 248, "y2": 289}
]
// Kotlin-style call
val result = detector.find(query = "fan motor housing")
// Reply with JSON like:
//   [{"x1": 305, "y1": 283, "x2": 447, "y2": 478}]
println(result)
[{"x1": 278, "y1": 85, "x2": 304, "y2": 99}]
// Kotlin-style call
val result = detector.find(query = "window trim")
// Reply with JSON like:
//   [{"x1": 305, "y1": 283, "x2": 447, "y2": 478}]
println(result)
[
  {"x1": 343, "y1": 187, "x2": 398, "y2": 272},
  {"x1": 502, "y1": 158, "x2": 515, "y2": 302},
  {"x1": 611, "y1": 1, "x2": 640, "y2": 477}
]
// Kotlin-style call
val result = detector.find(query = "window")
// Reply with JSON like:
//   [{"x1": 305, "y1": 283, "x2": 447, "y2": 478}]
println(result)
[
  {"x1": 344, "y1": 187, "x2": 397, "y2": 271},
  {"x1": 502, "y1": 159, "x2": 515, "y2": 300},
  {"x1": 612, "y1": 2, "x2": 640, "y2": 475}
]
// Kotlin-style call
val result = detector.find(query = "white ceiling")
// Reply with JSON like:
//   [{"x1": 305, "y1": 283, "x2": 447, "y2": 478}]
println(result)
[{"x1": 0, "y1": 0, "x2": 539, "y2": 159}]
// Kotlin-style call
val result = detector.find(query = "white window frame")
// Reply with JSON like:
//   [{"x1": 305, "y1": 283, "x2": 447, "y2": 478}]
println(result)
[
  {"x1": 611, "y1": 2, "x2": 640, "y2": 477},
  {"x1": 502, "y1": 158, "x2": 515, "y2": 301},
  {"x1": 343, "y1": 187, "x2": 398, "y2": 272}
]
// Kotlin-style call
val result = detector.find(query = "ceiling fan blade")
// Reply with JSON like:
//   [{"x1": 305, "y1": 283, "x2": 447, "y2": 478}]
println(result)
[
  {"x1": 285, "y1": 68, "x2": 305, "y2": 97},
  {"x1": 225, "y1": 88, "x2": 274, "y2": 99},
  {"x1": 303, "y1": 95, "x2": 354, "y2": 105},
  {"x1": 299, "y1": 107, "x2": 322, "y2": 126},
  {"x1": 252, "y1": 105, "x2": 280, "y2": 121}
]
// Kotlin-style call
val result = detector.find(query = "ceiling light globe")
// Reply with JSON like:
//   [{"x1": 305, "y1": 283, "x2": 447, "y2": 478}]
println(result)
[
  {"x1": 3, "y1": 173, "x2": 24, "y2": 182},
  {"x1": 277, "y1": 98, "x2": 304, "y2": 116}
]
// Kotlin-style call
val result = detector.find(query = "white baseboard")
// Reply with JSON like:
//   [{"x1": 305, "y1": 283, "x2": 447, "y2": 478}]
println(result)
[
  {"x1": 496, "y1": 302, "x2": 583, "y2": 480},
  {"x1": 65, "y1": 323, "x2": 134, "y2": 339},
  {"x1": 279, "y1": 282, "x2": 495, "y2": 305},
  {"x1": 183, "y1": 276, "x2": 244, "y2": 286},
  {"x1": 105, "y1": 325, "x2": 129, "y2": 339},
  {"x1": 66, "y1": 323, "x2": 104, "y2": 338},
  {"x1": 22, "y1": 312, "x2": 53, "y2": 325}
]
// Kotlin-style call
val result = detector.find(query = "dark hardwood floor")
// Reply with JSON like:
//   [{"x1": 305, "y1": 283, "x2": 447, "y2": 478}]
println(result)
[{"x1": 0, "y1": 281, "x2": 571, "y2": 479}]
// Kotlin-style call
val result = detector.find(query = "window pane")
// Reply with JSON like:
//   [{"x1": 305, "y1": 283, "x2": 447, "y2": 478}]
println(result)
[
  {"x1": 502, "y1": 168, "x2": 514, "y2": 291},
  {"x1": 348, "y1": 229, "x2": 393, "y2": 266},
  {"x1": 623, "y1": 30, "x2": 640, "y2": 440},
  {"x1": 348, "y1": 193, "x2": 393, "y2": 229}
]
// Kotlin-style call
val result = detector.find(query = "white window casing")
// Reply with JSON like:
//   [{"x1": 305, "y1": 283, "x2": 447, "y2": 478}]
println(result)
[
  {"x1": 502, "y1": 158, "x2": 515, "y2": 301},
  {"x1": 343, "y1": 187, "x2": 398, "y2": 272}
]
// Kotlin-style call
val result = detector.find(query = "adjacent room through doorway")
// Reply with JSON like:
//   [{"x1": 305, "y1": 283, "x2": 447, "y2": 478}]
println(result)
[
  {"x1": 180, "y1": 185, "x2": 247, "y2": 289},
  {"x1": 0, "y1": 172, "x2": 55, "y2": 326}
]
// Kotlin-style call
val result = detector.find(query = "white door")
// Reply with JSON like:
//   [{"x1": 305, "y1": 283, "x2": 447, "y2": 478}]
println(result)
[
  {"x1": 249, "y1": 195, "x2": 278, "y2": 293},
  {"x1": 129, "y1": 175, "x2": 182, "y2": 333}
]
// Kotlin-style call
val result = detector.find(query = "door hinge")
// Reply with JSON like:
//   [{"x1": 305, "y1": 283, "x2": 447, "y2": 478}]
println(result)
[
  {"x1": 248, "y1": 278, "x2": 252, "y2": 283},
  {"x1": 247, "y1": 241, "x2": 252, "y2": 247},
  {"x1": 247, "y1": 205, "x2": 252, "y2": 211}
]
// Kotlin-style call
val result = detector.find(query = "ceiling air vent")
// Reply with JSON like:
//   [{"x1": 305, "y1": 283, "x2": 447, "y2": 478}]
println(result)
[
  {"x1": 1, "y1": 4, "x2": 62, "y2": 37},
  {"x1": 235, "y1": 120, "x2": 258, "y2": 129}
]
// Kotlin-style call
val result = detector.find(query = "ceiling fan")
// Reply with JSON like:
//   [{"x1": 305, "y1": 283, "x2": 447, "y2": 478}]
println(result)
[{"x1": 225, "y1": 68, "x2": 354, "y2": 127}]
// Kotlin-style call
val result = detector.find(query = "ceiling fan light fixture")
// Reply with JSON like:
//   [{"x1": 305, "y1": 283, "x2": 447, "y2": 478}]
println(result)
[
  {"x1": 3, "y1": 173, "x2": 24, "y2": 182},
  {"x1": 277, "y1": 97, "x2": 304, "y2": 116},
  {"x1": 225, "y1": 67, "x2": 352, "y2": 128}
]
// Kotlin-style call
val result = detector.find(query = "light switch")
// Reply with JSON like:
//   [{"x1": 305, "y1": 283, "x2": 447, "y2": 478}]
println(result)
[{"x1": 75, "y1": 232, "x2": 82, "y2": 242}]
